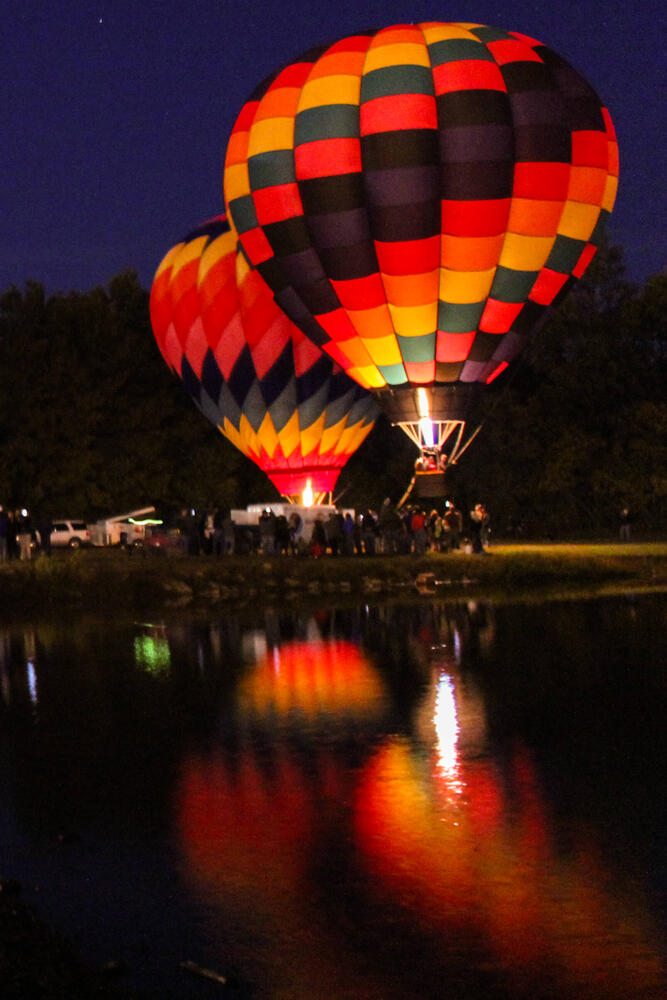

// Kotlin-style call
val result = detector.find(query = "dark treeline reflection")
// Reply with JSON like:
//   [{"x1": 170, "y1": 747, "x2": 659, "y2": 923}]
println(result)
[{"x1": 0, "y1": 596, "x2": 665, "y2": 999}]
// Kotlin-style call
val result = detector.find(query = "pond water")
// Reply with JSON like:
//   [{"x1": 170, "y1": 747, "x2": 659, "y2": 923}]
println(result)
[{"x1": 0, "y1": 592, "x2": 665, "y2": 999}]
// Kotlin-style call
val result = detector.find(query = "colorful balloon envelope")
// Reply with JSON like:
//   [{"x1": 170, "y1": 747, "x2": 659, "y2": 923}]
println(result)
[
  {"x1": 223, "y1": 22, "x2": 618, "y2": 458},
  {"x1": 150, "y1": 216, "x2": 378, "y2": 501}
]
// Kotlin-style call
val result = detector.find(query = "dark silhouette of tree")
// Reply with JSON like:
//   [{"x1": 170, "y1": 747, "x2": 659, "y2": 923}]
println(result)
[{"x1": 0, "y1": 249, "x2": 663, "y2": 536}]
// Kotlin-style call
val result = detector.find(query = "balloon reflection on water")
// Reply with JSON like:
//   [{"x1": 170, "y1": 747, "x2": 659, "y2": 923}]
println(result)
[
  {"x1": 176, "y1": 636, "x2": 392, "y2": 996},
  {"x1": 353, "y1": 643, "x2": 665, "y2": 1000}
]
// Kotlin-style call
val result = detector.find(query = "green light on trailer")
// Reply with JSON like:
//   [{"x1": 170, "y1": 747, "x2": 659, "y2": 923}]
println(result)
[{"x1": 128, "y1": 517, "x2": 163, "y2": 526}]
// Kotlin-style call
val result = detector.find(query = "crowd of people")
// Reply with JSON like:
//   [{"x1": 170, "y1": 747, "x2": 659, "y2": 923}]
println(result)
[
  {"x1": 184, "y1": 499, "x2": 490, "y2": 558},
  {"x1": 0, "y1": 499, "x2": 493, "y2": 563}
]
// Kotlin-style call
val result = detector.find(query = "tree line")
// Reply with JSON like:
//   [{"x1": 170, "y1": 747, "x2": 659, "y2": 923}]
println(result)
[{"x1": 0, "y1": 245, "x2": 664, "y2": 537}]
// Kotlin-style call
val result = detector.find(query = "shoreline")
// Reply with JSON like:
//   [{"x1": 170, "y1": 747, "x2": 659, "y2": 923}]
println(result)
[{"x1": 1, "y1": 542, "x2": 666, "y2": 618}]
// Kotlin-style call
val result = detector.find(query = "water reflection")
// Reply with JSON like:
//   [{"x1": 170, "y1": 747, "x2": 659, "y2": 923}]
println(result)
[{"x1": 0, "y1": 596, "x2": 664, "y2": 999}]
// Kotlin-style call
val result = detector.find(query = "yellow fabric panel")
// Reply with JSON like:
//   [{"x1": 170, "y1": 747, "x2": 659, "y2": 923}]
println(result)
[
  {"x1": 440, "y1": 233, "x2": 504, "y2": 270},
  {"x1": 235, "y1": 250, "x2": 251, "y2": 286},
  {"x1": 439, "y1": 266, "x2": 495, "y2": 304},
  {"x1": 298, "y1": 75, "x2": 361, "y2": 111},
  {"x1": 154, "y1": 242, "x2": 184, "y2": 281},
  {"x1": 238, "y1": 413, "x2": 262, "y2": 455},
  {"x1": 254, "y1": 87, "x2": 302, "y2": 121},
  {"x1": 363, "y1": 42, "x2": 431, "y2": 72},
  {"x1": 557, "y1": 201, "x2": 601, "y2": 241},
  {"x1": 299, "y1": 412, "x2": 326, "y2": 455},
  {"x1": 567, "y1": 166, "x2": 608, "y2": 206},
  {"x1": 383, "y1": 269, "x2": 439, "y2": 307},
  {"x1": 498, "y1": 233, "x2": 555, "y2": 272},
  {"x1": 602, "y1": 174, "x2": 619, "y2": 212},
  {"x1": 319, "y1": 416, "x2": 347, "y2": 455},
  {"x1": 224, "y1": 163, "x2": 250, "y2": 202},
  {"x1": 221, "y1": 418, "x2": 251, "y2": 459},
  {"x1": 276, "y1": 410, "x2": 302, "y2": 458},
  {"x1": 338, "y1": 419, "x2": 374, "y2": 455},
  {"x1": 199, "y1": 231, "x2": 236, "y2": 284},
  {"x1": 345, "y1": 303, "x2": 395, "y2": 340},
  {"x1": 254, "y1": 411, "x2": 279, "y2": 457},
  {"x1": 364, "y1": 333, "x2": 403, "y2": 366},
  {"x1": 247, "y1": 117, "x2": 295, "y2": 157},
  {"x1": 507, "y1": 198, "x2": 564, "y2": 237},
  {"x1": 332, "y1": 419, "x2": 360, "y2": 455},
  {"x1": 420, "y1": 23, "x2": 480, "y2": 43},
  {"x1": 388, "y1": 301, "x2": 437, "y2": 337},
  {"x1": 347, "y1": 363, "x2": 386, "y2": 389},
  {"x1": 173, "y1": 237, "x2": 208, "y2": 275}
]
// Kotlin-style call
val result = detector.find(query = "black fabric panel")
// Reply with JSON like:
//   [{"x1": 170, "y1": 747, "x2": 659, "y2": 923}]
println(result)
[
  {"x1": 563, "y1": 97, "x2": 606, "y2": 131},
  {"x1": 319, "y1": 241, "x2": 379, "y2": 281},
  {"x1": 367, "y1": 200, "x2": 440, "y2": 243},
  {"x1": 468, "y1": 331, "x2": 500, "y2": 363},
  {"x1": 364, "y1": 164, "x2": 439, "y2": 205},
  {"x1": 439, "y1": 160, "x2": 514, "y2": 199},
  {"x1": 227, "y1": 344, "x2": 257, "y2": 407},
  {"x1": 509, "y1": 90, "x2": 564, "y2": 126},
  {"x1": 437, "y1": 90, "x2": 511, "y2": 128},
  {"x1": 180, "y1": 355, "x2": 202, "y2": 406},
  {"x1": 501, "y1": 61, "x2": 558, "y2": 93},
  {"x1": 511, "y1": 300, "x2": 545, "y2": 336},
  {"x1": 200, "y1": 348, "x2": 223, "y2": 402},
  {"x1": 362, "y1": 129, "x2": 439, "y2": 170},
  {"x1": 274, "y1": 288, "x2": 329, "y2": 348},
  {"x1": 300, "y1": 173, "x2": 365, "y2": 215},
  {"x1": 259, "y1": 342, "x2": 295, "y2": 408},
  {"x1": 296, "y1": 274, "x2": 342, "y2": 313},
  {"x1": 434, "y1": 361, "x2": 464, "y2": 383},
  {"x1": 439, "y1": 123, "x2": 513, "y2": 161},
  {"x1": 512, "y1": 124, "x2": 571, "y2": 162},
  {"x1": 256, "y1": 256, "x2": 289, "y2": 294},
  {"x1": 264, "y1": 216, "x2": 313, "y2": 255},
  {"x1": 306, "y1": 207, "x2": 370, "y2": 249}
]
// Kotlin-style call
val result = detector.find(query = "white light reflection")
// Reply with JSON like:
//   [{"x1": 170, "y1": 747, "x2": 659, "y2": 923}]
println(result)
[
  {"x1": 434, "y1": 672, "x2": 462, "y2": 796},
  {"x1": 26, "y1": 660, "x2": 38, "y2": 706}
]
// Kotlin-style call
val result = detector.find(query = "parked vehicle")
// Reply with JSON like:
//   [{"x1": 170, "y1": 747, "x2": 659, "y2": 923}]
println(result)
[{"x1": 50, "y1": 519, "x2": 91, "y2": 548}]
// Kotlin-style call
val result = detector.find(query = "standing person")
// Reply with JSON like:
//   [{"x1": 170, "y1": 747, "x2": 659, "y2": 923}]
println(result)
[
  {"x1": 275, "y1": 514, "x2": 291, "y2": 555},
  {"x1": 259, "y1": 509, "x2": 276, "y2": 555},
  {"x1": 411, "y1": 507, "x2": 427, "y2": 554},
  {"x1": 288, "y1": 510, "x2": 303, "y2": 555},
  {"x1": 310, "y1": 516, "x2": 327, "y2": 558},
  {"x1": 361, "y1": 510, "x2": 377, "y2": 555},
  {"x1": 17, "y1": 509, "x2": 33, "y2": 561},
  {"x1": 0, "y1": 506, "x2": 8, "y2": 562},
  {"x1": 445, "y1": 503, "x2": 462, "y2": 550},
  {"x1": 325, "y1": 509, "x2": 342, "y2": 555},
  {"x1": 469, "y1": 504, "x2": 489, "y2": 554},
  {"x1": 619, "y1": 507, "x2": 632, "y2": 542},
  {"x1": 223, "y1": 511, "x2": 236, "y2": 555},
  {"x1": 378, "y1": 498, "x2": 401, "y2": 554},
  {"x1": 342, "y1": 512, "x2": 355, "y2": 555},
  {"x1": 37, "y1": 512, "x2": 53, "y2": 556}
]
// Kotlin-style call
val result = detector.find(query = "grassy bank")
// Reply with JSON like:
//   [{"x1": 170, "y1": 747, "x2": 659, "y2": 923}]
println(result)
[{"x1": 1, "y1": 542, "x2": 666, "y2": 616}]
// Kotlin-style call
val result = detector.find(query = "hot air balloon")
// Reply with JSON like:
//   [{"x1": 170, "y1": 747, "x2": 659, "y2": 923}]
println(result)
[
  {"x1": 150, "y1": 216, "x2": 378, "y2": 504},
  {"x1": 223, "y1": 22, "x2": 619, "y2": 478}
]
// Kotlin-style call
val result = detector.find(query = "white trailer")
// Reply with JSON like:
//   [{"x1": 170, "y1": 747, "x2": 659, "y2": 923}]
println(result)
[
  {"x1": 231, "y1": 502, "x2": 354, "y2": 545},
  {"x1": 89, "y1": 507, "x2": 159, "y2": 546}
]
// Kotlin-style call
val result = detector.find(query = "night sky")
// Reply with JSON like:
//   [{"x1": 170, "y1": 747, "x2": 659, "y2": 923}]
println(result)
[{"x1": 3, "y1": 0, "x2": 665, "y2": 295}]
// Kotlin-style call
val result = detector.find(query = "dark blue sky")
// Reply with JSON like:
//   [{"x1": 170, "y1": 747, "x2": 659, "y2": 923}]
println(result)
[{"x1": 3, "y1": 0, "x2": 665, "y2": 294}]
